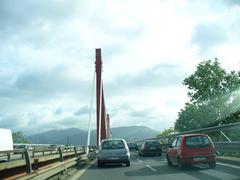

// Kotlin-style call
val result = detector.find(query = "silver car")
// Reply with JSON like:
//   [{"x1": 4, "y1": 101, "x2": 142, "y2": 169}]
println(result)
[{"x1": 97, "y1": 139, "x2": 130, "y2": 167}]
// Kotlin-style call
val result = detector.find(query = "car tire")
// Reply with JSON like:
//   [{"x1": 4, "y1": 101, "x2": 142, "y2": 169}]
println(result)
[
  {"x1": 167, "y1": 155, "x2": 172, "y2": 166},
  {"x1": 97, "y1": 160, "x2": 103, "y2": 167},
  {"x1": 126, "y1": 161, "x2": 130, "y2": 167},
  {"x1": 208, "y1": 161, "x2": 216, "y2": 169},
  {"x1": 177, "y1": 158, "x2": 184, "y2": 170}
]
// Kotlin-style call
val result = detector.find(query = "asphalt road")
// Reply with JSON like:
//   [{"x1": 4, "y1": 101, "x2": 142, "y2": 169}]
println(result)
[{"x1": 71, "y1": 151, "x2": 240, "y2": 180}]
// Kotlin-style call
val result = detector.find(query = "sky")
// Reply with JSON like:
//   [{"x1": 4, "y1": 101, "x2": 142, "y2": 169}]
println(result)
[{"x1": 0, "y1": 0, "x2": 240, "y2": 135}]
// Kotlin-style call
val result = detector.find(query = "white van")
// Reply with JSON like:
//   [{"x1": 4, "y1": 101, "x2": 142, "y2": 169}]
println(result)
[{"x1": 0, "y1": 128, "x2": 13, "y2": 151}]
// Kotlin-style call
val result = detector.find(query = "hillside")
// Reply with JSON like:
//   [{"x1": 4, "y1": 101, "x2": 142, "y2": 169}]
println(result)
[{"x1": 27, "y1": 126, "x2": 159, "y2": 145}]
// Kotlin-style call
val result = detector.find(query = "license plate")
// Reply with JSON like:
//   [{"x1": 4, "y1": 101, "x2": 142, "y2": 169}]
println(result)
[
  {"x1": 193, "y1": 157, "x2": 206, "y2": 161},
  {"x1": 149, "y1": 147, "x2": 156, "y2": 150},
  {"x1": 108, "y1": 157, "x2": 119, "y2": 160}
]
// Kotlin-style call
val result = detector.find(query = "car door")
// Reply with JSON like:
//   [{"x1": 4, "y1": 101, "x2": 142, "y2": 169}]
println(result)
[
  {"x1": 168, "y1": 137, "x2": 178, "y2": 162},
  {"x1": 173, "y1": 136, "x2": 182, "y2": 163},
  {"x1": 169, "y1": 136, "x2": 182, "y2": 163}
]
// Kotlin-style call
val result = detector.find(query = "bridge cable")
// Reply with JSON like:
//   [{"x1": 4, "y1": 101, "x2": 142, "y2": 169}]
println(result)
[{"x1": 86, "y1": 70, "x2": 96, "y2": 154}]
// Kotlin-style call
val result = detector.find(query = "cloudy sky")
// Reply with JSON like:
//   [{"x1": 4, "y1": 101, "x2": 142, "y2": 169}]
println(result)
[{"x1": 0, "y1": 0, "x2": 240, "y2": 135}]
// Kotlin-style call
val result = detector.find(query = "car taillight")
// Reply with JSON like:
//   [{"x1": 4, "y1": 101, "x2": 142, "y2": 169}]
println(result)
[
  {"x1": 178, "y1": 148, "x2": 181, "y2": 154},
  {"x1": 179, "y1": 147, "x2": 185, "y2": 156}
]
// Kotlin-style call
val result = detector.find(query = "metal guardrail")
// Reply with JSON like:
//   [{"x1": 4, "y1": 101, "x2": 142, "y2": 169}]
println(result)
[
  {"x1": 0, "y1": 145, "x2": 97, "y2": 179},
  {"x1": 19, "y1": 150, "x2": 97, "y2": 180},
  {"x1": 136, "y1": 122, "x2": 240, "y2": 154},
  {"x1": 177, "y1": 122, "x2": 240, "y2": 135},
  {"x1": 214, "y1": 142, "x2": 240, "y2": 153},
  {"x1": 154, "y1": 122, "x2": 240, "y2": 140}
]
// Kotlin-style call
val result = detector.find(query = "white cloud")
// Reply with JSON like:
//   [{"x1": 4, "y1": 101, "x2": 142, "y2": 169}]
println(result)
[{"x1": 0, "y1": 0, "x2": 240, "y2": 134}]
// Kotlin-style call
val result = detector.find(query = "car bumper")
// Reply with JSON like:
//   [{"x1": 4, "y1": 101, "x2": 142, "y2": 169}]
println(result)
[
  {"x1": 181, "y1": 155, "x2": 216, "y2": 164},
  {"x1": 98, "y1": 155, "x2": 130, "y2": 163},
  {"x1": 143, "y1": 150, "x2": 162, "y2": 155}
]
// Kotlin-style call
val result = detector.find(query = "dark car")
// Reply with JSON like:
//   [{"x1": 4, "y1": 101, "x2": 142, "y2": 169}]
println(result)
[
  {"x1": 166, "y1": 134, "x2": 216, "y2": 169},
  {"x1": 127, "y1": 143, "x2": 138, "y2": 151},
  {"x1": 138, "y1": 140, "x2": 162, "y2": 156}
]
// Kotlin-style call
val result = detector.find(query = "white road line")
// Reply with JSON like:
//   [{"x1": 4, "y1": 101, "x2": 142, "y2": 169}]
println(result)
[
  {"x1": 137, "y1": 158, "x2": 143, "y2": 163},
  {"x1": 146, "y1": 164, "x2": 157, "y2": 172},
  {"x1": 131, "y1": 162, "x2": 142, "y2": 165},
  {"x1": 70, "y1": 160, "x2": 96, "y2": 180},
  {"x1": 217, "y1": 162, "x2": 240, "y2": 169}
]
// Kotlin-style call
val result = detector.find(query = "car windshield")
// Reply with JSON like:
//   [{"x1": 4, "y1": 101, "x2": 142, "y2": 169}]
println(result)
[
  {"x1": 102, "y1": 140, "x2": 125, "y2": 150},
  {"x1": 185, "y1": 136, "x2": 210, "y2": 148}
]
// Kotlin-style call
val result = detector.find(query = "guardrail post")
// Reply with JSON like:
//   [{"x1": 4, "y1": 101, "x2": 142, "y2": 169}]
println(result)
[
  {"x1": 74, "y1": 146, "x2": 77, "y2": 156},
  {"x1": 33, "y1": 159, "x2": 39, "y2": 171},
  {"x1": 82, "y1": 146, "x2": 86, "y2": 153},
  {"x1": 24, "y1": 149, "x2": 32, "y2": 174},
  {"x1": 58, "y1": 148, "x2": 64, "y2": 162},
  {"x1": 7, "y1": 152, "x2": 10, "y2": 162}
]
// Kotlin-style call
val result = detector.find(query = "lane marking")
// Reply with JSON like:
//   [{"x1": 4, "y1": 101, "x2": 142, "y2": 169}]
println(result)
[
  {"x1": 131, "y1": 162, "x2": 142, "y2": 165},
  {"x1": 146, "y1": 164, "x2": 157, "y2": 172},
  {"x1": 217, "y1": 162, "x2": 240, "y2": 169},
  {"x1": 70, "y1": 160, "x2": 96, "y2": 180},
  {"x1": 137, "y1": 158, "x2": 143, "y2": 163}
]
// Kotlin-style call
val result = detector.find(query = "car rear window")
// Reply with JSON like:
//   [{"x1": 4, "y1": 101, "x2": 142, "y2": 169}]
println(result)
[
  {"x1": 146, "y1": 141, "x2": 160, "y2": 147},
  {"x1": 185, "y1": 136, "x2": 210, "y2": 148},
  {"x1": 102, "y1": 140, "x2": 125, "y2": 149}
]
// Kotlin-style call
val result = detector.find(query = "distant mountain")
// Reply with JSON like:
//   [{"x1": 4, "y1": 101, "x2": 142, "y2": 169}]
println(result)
[
  {"x1": 27, "y1": 128, "x2": 86, "y2": 144},
  {"x1": 27, "y1": 126, "x2": 159, "y2": 145},
  {"x1": 110, "y1": 126, "x2": 159, "y2": 141}
]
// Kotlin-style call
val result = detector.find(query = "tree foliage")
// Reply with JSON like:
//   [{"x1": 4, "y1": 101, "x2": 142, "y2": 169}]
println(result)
[
  {"x1": 12, "y1": 131, "x2": 30, "y2": 143},
  {"x1": 157, "y1": 127, "x2": 175, "y2": 137},
  {"x1": 175, "y1": 59, "x2": 240, "y2": 131}
]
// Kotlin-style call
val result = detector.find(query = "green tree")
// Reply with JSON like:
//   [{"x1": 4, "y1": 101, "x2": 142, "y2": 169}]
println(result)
[
  {"x1": 12, "y1": 131, "x2": 30, "y2": 143},
  {"x1": 183, "y1": 58, "x2": 240, "y2": 104},
  {"x1": 157, "y1": 127, "x2": 175, "y2": 138},
  {"x1": 175, "y1": 59, "x2": 240, "y2": 131}
]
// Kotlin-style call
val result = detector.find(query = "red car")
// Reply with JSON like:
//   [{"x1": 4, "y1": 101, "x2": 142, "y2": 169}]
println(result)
[{"x1": 166, "y1": 134, "x2": 216, "y2": 169}]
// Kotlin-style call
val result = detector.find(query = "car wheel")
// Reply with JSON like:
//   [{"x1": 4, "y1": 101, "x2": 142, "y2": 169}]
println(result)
[
  {"x1": 167, "y1": 155, "x2": 172, "y2": 166},
  {"x1": 126, "y1": 161, "x2": 130, "y2": 167},
  {"x1": 138, "y1": 152, "x2": 141, "y2": 156},
  {"x1": 177, "y1": 158, "x2": 184, "y2": 170},
  {"x1": 208, "y1": 161, "x2": 216, "y2": 169},
  {"x1": 97, "y1": 160, "x2": 103, "y2": 167}
]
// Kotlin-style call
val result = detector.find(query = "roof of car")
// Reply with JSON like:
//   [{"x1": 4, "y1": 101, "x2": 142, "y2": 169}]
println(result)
[
  {"x1": 180, "y1": 133, "x2": 208, "y2": 137},
  {"x1": 144, "y1": 139, "x2": 160, "y2": 142},
  {"x1": 101, "y1": 138, "x2": 125, "y2": 142}
]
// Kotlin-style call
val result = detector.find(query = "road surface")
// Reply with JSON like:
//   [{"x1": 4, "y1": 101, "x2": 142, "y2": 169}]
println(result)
[{"x1": 71, "y1": 151, "x2": 240, "y2": 180}]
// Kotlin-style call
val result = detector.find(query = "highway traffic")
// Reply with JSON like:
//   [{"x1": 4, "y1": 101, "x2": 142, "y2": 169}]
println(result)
[{"x1": 72, "y1": 151, "x2": 240, "y2": 180}]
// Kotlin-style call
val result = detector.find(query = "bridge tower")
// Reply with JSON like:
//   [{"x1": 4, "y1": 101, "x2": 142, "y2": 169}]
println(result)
[{"x1": 95, "y1": 48, "x2": 108, "y2": 145}]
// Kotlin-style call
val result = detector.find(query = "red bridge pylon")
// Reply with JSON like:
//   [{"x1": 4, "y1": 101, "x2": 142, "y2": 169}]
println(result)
[{"x1": 95, "y1": 48, "x2": 110, "y2": 145}]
